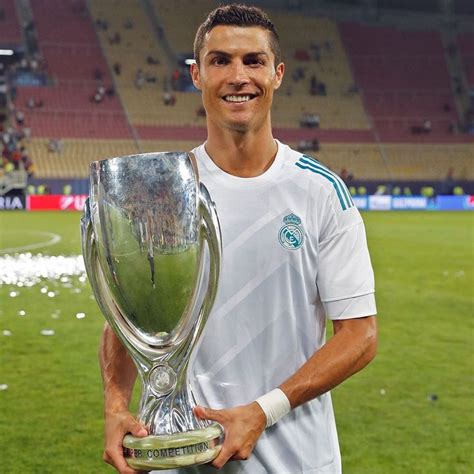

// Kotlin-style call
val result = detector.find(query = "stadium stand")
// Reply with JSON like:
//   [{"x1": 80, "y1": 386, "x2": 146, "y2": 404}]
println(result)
[
  {"x1": 26, "y1": 137, "x2": 208, "y2": 180},
  {"x1": 153, "y1": 3, "x2": 370, "y2": 131},
  {"x1": 457, "y1": 32, "x2": 474, "y2": 88},
  {"x1": 20, "y1": 0, "x2": 131, "y2": 139},
  {"x1": 383, "y1": 144, "x2": 473, "y2": 180},
  {"x1": 27, "y1": 138, "x2": 472, "y2": 183},
  {"x1": 0, "y1": 0, "x2": 22, "y2": 43},
  {"x1": 270, "y1": 13, "x2": 370, "y2": 131},
  {"x1": 27, "y1": 138, "x2": 138, "y2": 178},
  {"x1": 88, "y1": 0, "x2": 174, "y2": 131},
  {"x1": 302, "y1": 143, "x2": 386, "y2": 181},
  {"x1": 339, "y1": 22, "x2": 464, "y2": 143},
  {"x1": 1, "y1": 0, "x2": 472, "y2": 192},
  {"x1": 153, "y1": 0, "x2": 215, "y2": 54},
  {"x1": 15, "y1": 83, "x2": 128, "y2": 138}
]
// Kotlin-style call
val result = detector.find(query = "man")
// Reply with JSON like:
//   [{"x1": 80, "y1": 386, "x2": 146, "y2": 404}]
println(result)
[{"x1": 100, "y1": 5, "x2": 377, "y2": 473}]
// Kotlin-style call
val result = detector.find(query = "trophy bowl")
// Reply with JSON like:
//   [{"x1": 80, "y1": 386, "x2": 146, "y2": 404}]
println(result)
[{"x1": 81, "y1": 151, "x2": 223, "y2": 470}]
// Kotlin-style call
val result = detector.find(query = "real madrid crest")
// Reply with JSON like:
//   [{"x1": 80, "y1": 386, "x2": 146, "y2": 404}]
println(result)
[{"x1": 278, "y1": 213, "x2": 305, "y2": 250}]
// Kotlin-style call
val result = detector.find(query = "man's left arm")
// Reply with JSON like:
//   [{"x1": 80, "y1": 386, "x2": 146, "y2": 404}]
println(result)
[
  {"x1": 196, "y1": 314, "x2": 377, "y2": 468},
  {"x1": 281, "y1": 315, "x2": 377, "y2": 408}
]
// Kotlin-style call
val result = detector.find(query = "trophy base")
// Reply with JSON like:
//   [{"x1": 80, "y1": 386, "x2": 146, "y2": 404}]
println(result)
[{"x1": 123, "y1": 423, "x2": 223, "y2": 470}]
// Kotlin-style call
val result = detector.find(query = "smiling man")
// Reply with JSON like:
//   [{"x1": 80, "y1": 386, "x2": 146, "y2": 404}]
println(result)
[
  {"x1": 100, "y1": 4, "x2": 377, "y2": 474},
  {"x1": 191, "y1": 20, "x2": 283, "y2": 143}
]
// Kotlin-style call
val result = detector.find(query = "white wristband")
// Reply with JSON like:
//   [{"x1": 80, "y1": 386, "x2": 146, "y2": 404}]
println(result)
[{"x1": 255, "y1": 388, "x2": 291, "y2": 428}]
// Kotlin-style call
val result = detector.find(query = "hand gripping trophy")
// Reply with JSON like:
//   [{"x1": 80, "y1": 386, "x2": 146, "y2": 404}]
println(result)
[{"x1": 81, "y1": 152, "x2": 223, "y2": 470}]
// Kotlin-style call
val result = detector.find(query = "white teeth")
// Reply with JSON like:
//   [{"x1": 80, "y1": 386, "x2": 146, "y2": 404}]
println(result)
[{"x1": 224, "y1": 95, "x2": 252, "y2": 103}]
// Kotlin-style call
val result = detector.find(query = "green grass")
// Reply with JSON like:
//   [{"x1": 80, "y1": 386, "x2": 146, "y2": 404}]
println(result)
[
  {"x1": 0, "y1": 211, "x2": 473, "y2": 473},
  {"x1": 335, "y1": 212, "x2": 473, "y2": 474}
]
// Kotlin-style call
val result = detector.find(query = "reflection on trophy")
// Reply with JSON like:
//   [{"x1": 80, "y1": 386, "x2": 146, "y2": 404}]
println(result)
[{"x1": 81, "y1": 152, "x2": 223, "y2": 470}]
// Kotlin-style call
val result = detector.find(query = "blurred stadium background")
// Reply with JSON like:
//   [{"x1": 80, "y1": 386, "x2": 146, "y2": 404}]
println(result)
[{"x1": 0, "y1": 0, "x2": 472, "y2": 473}]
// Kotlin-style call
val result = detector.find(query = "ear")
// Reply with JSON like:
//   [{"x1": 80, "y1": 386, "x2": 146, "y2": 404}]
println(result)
[
  {"x1": 273, "y1": 62, "x2": 285, "y2": 91},
  {"x1": 190, "y1": 62, "x2": 202, "y2": 90}
]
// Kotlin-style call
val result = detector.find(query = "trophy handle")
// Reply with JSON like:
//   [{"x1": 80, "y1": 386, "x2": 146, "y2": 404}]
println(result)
[
  {"x1": 81, "y1": 198, "x2": 152, "y2": 373},
  {"x1": 196, "y1": 182, "x2": 222, "y2": 339}
]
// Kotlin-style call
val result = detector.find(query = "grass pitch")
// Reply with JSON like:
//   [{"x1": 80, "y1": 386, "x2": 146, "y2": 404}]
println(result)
[{"x1": 0, "y1": 211, "x2": 472, "y2": 473}]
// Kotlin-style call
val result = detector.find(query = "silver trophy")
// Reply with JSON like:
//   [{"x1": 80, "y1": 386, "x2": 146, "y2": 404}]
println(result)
[{"x1": 81, "y1": 152, "x2": 223, "y2": 470}]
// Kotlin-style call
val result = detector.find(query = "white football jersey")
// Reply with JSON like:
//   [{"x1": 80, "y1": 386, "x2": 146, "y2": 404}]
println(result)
[{"x1": 159, "y1": 140, "x2": 376, "y2": 474}]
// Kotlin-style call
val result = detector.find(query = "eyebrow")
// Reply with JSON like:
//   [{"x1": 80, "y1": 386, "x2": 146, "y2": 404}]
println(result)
[{"x1": 206, "y1": 50, "x2": 269, "y2": 58}]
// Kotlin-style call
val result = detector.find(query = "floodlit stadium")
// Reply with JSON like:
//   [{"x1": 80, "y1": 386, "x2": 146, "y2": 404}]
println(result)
[{"x1": 0, "y1": 0, "x2": 473, "y2": 472}]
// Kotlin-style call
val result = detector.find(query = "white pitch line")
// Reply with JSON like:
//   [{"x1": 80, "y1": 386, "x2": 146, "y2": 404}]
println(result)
[{"x1": 0, "y1": 231, "x2": 62, "y2": 254}]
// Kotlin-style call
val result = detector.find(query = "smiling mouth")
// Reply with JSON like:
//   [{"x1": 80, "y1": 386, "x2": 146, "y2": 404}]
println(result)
[{"x1": 222, "y1": 94, "x2": 257, "y2": 103}]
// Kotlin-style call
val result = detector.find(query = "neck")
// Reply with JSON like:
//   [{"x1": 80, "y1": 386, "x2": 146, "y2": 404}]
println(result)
[{"x1": 204, "y1": 119, "x2": 277, "y2": 178}]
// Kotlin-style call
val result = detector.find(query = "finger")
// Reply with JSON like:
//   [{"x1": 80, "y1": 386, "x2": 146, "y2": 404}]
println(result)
[
  {"x1": 105, "y1": 446, "x2": 136, "y2": 474},
  {"x1": 231, "y1": 449, "x2": 251, "y2": 461},
  {"x1": 115, "y1": 451, "x2": 144, "y2": 474},
  {"x1": 194, "y1": 406, "x2": 224, "y2": 424},
  {"x1": 193, "y1": 405, "x2": 208, "y2": 419},
  {"x1": 128, "y1": 420, "x2": 148, "y2": 438},
  {"x1": 211, "y1": 443, "x2": 236, "y2": 469},
  {"x1": 105, "y1": 434, "x2": 145, "y2": 473},
  {"x1": 102, "y1": 451, "x2": 113, "y2": 465},
  {"x1": 118, "y1": 413, "x2": 148, "y2": 438}
]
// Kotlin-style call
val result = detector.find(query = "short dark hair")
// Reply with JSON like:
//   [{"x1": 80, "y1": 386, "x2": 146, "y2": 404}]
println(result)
[{"x1": 193, "y1": 4, "x2": 281, "y2": 67}]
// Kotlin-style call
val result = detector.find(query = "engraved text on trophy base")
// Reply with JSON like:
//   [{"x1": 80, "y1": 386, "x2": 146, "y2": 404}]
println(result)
[
  {"x1": 123, "y1": 423, "x2": 223, "y2": 469},
  {"x1": 126, "y1": 440, "x2": 212, "y2": 459}
]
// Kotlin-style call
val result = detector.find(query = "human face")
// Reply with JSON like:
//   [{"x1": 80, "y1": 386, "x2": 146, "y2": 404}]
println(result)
[{"x1": 191, "y1": 25, "x2": 284, "y2": 134}]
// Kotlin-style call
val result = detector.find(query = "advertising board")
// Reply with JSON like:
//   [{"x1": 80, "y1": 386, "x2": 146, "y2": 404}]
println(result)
[
  {"x1": 27, "y1": 195, "x2": 87, "y2": 211},
  {"x1": 4, "y1": 194, "x2": 472, "y2": 212},
  {"x1": 0, "y1": 194, "x2": 26, "y2": 210}
]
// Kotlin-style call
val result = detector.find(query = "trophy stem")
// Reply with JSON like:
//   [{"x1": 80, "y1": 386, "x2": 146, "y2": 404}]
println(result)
[
  {"x1": 136, "y1": 330, "x2": 206, "y2": 434},
  {"x1": 124, "y1": 338, "x2": 223, "y2": 470}
]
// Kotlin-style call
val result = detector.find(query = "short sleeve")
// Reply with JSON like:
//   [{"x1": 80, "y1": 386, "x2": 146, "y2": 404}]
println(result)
[{"x1": 316, "y1": 219, "x2": 376, "y2": 320}]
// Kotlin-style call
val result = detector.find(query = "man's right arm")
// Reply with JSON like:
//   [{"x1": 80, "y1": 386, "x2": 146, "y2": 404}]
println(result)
[{"x1": 99, "y1": 323, "x2": 148, "y2": 474}]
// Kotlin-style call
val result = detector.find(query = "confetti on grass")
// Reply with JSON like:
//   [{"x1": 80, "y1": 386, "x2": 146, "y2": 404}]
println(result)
[{"x1": 0, "y1": 254, "x2": 86, "y2": 287}]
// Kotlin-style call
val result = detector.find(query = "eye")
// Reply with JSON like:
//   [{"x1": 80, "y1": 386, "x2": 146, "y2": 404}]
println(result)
[
  {"x1": 211, "y1": 56, "x2": 228, "y2": 66},
  {"x1": 245, "y1": 57, "x2": 265, "y2": 67}
]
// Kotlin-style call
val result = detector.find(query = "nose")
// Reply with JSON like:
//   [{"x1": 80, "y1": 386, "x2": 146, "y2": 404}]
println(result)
[{"x1": 228, "y1": 60, "x2": 250, "y2": 87}]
